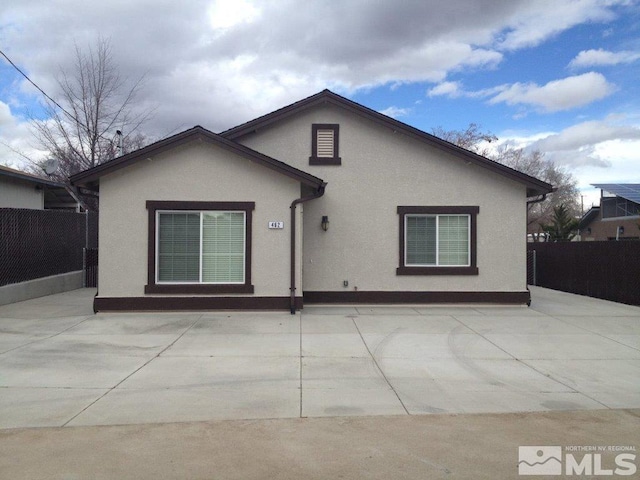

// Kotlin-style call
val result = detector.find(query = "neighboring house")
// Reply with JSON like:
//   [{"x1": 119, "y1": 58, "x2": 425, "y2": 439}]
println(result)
[
  {"x1": 1, "y1": 165, "x2": 96, "y2": 305},
  {"x1": 70, "y1": 89, "x2": 553, "y2": 313},
  {"x1": 0, "y1": 164, "x2": 83, "y2": 210},
  {"x1": 579, "y1": 184, "x2": 640, "y2": 241}
]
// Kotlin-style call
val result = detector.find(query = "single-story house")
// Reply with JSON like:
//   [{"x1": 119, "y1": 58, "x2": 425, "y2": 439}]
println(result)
[
  {"x1": 579, "y1": 184, "x2": 640, "y2": 241},
  {"x1": 70, "y1": 89, "x2": 553, "y2": 313},
  {"x1": 0, "y1": 164, "x2": 83, "y2": 211}
]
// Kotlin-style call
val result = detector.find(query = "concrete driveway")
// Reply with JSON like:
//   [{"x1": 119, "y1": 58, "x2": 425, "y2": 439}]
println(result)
[{"x1": 0, "y1": 287, "x2": 639, "y2": 429}]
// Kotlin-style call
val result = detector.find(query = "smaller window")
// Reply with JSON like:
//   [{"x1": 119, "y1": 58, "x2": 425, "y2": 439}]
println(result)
[
  {"x1": 310, "y1": 124, "x2": 341, "y2": 165},
  {"x1": 397, "y1": 206, "x2": 479, "y2": 276}
]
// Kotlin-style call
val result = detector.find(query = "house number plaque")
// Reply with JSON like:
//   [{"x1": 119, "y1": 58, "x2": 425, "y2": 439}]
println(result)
[{"x1": 268, "y1": 221, "x2": 284, "y2": 229}]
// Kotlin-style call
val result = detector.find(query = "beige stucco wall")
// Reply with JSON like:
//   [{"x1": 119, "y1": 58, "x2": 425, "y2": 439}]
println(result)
[
  {"x1": 237, "y1": 104, "x2": 528, "y2": 293},
  {"x1": 0, "y1": 177, "x2": 44, "y2": 209},
  {"x1": 97, "y1": 140, "x2": 303, "y2": 298}
]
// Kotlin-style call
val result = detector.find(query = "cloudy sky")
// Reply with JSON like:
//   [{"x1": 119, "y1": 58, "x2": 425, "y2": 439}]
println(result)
[{"x1": 1, "y1": 0, "x2": 639, "y2": 207}]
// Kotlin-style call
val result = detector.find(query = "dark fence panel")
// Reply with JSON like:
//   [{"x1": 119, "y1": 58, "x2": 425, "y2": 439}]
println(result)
[
  {"x1": 527, "y1": 241, "x2": 640, "y2": 305},
  {"x1": 87, "y1": 211, "x2": 98, "y2": 249},
  {"x1": 84, "y1": 248, "x2": 98, "y2": 288},
  {"x1": 0, "y1": 208, "x2": 94, "y2": 287},
  {"x1": 526, "y1": 249, "x2": 536, "y2": 286}
]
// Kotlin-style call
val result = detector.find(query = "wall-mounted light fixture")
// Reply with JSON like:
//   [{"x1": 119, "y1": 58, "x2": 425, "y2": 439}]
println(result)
[
  {"x1": 586, "y1": 227, "x2": 592, "y2": 235},
  {"x1": 321, "y1": 215, "x2": 329, "y2": 231},
  {"x1": 619, "y1": 226, "x2": 624, "y2": 235}
]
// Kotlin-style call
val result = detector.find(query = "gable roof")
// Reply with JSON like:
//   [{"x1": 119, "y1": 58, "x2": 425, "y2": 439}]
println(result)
[
  {"x1": 69, "y1": 125, "x2": 326, "y2": 190},
  {"x1": 222, "y1": 89, "x2": 553, "y2": 198}
]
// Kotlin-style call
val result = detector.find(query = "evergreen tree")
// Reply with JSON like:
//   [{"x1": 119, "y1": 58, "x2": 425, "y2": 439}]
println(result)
[{"x1": 541, "y1": 204, "x2": 579, "y2": 242}]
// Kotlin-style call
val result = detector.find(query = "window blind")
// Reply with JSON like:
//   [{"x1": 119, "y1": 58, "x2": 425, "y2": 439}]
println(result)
[
  {"x1": 157, "y1": 211, "x2": 245, "y2": 283},
  {"x1": 406, "y1": 216, "x2": 436, "y2": 265},
  {"x1": 405, "y1": 214, "x2": 469, "y2": 267},
  {"x1": 438, "y1": 215, "x2": 469, "y2": 266},
  {"x1": 202, "y1": 212, "x2": 245, "y2": 283},
  {"x1": 158, "y1": 213, "x2": 200, "y2": 281}
]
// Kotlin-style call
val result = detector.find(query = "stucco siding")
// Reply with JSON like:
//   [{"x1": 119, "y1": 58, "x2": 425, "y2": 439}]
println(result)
[
  {"x1": 97, "y1": 141, "x2": 303, "y2": 298},
  {"x1": 237, "y1": 104, "x2": 528, "y2": 293},
  {"x1": 0, "y1": 177, "x2": 44, "y2": 209}
]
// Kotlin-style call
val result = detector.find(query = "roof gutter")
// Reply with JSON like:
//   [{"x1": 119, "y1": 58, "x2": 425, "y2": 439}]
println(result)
[
  {"x1": 526, "y1": 193, "x2": 548, "y2": 205},
  {"x1": 290, "y1": 183, "x2": 326, "y2": 314},
  {"x1": 526, "y1": 187, "x2": 557, "y2": 205}
]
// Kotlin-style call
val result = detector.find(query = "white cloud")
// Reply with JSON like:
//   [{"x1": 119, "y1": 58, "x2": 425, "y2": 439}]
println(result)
[
  {"x1": 4, "y1": 0, "x2": 623, "y2": 136},
  {"x1": 378, "y1": 106, "x2": 410, "y2": 118},
  {"x1": 497, "y1": 0, "x2": 618, "y2": 50},
  {"x1": 488, "y1": 72, "x2": 615, "y2": 112},
  {"x1": 428, "y1": 73, "x2": 615, "y2": 112},
  {"x1": 531, "y1": 120, "x2": 640, "y2": 152},
  {"x1": 0, "y1": 0, "x2": 635, "y2": 168},
  {"x1": 0, "y1": 100, "x2": 49, "y2": 167},
  {"x1": 427, "y1": 81, "x2": 462, "y2": 98},
  {"x1": 499, "y1": 118, "x2": 640, "y2": 170},
  {"x1": 207, "y1": 0, "x2": 261, "y2": 30},
  {"x1": 0, "y1": 101, "x2": 13, "y2": 126},
  {"x1": 569, "y1": 48, "x2": 640, "y2": 68},
  {"x1": 577, "y1": 137, "x2": 640, "y2": 208}
]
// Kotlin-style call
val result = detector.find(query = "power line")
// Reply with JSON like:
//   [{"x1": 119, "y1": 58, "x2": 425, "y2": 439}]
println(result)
[
  {"x1": 0, "y1": 48, "x2": 82, "y2": 126},
  {"x1": 0, "y1": 48, "x2": 116, "y2": 147}
]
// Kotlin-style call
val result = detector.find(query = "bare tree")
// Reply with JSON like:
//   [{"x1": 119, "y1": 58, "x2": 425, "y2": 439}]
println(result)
[
  {"x1": 432, "y1": 124, "x2": 580, "y2": 238},
  {"x1": 432, "y1": 123, "x2": 497, "y2": 157},
  {"x1": 30, "y1": 38, "x2": 152, "y2": 182}
]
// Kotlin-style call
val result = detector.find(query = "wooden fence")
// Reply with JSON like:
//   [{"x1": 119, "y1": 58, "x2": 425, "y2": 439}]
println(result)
[{"x1": 527, "y1": 241, "x2": 640, "y2": 306}]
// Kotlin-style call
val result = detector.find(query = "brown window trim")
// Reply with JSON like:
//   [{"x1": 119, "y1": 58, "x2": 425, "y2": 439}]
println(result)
[
  {"x1": 145, "y1": 200, "x2": 255, "y2": 294},
  {"x1": 397, "y1": 206, "x2": 479, "y2": 276},
  {"x1": 309, "y1": 124, "x2": 341, "y2": 165}
]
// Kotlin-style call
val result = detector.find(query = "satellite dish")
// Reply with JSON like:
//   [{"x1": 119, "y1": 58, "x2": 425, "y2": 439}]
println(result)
[{"x1": 43, "y1": 158, "x2": 59, "y2": 175}]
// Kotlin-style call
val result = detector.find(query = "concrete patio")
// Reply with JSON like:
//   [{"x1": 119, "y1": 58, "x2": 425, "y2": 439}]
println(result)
[{"x1": 0, "y1": 286, "x2": 639, "y2": 429}]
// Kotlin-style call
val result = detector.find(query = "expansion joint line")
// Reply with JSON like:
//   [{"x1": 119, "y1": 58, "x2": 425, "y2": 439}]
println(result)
[
  {"x1": 351, "y1": 318, "x2": 410, "y2": 415},
  {"x1": 452, "y1": 316, "x2": 611, "y2": 410},
  {"x1": 61, "y1": 314, "x2": 205, "y2": 427},
  {"x1": 0, "y1": 316, "x2": 90, "y2": 357},
  {"x1": 299, "y1": 311, "x2": 303, "y2": 418}
]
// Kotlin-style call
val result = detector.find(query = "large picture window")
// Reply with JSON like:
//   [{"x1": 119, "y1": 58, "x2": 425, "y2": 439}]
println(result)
[
  {"x1": 397, "y1": 206, "x2": 478, "y2": 276},
  {"x1": 158, "y1": 211, "x2": 245, "y2": 283},
  {"x1": 146, "y1": 201, "x2": 254, "y2": 294}
]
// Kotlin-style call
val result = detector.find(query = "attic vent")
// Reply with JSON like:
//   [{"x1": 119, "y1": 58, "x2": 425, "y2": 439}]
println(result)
[
  {"x1": 310, "y1": 124, "x2": 341, "y2": 165},
  {"x1": 316, "y1": 129, "x2": 335, "y2": 157}
]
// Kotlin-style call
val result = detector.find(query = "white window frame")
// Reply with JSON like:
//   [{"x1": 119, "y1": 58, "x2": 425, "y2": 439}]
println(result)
[
  {"x1": 155, "y1": 210, "x2": 246, "y2": 285},
  {"x1": 404, "y1": 214, "x2": 471, "y2": 268}
]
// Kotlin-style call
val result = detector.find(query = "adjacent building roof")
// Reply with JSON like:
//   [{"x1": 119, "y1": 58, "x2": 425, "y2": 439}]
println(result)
[
  {"x1": 0, "y1": 164, "x2": 61, "y2": 188},
  {"x1": 222, "y1": 89, "x2": 553, "y2": 198},
  {"x1": 592, "y1": 184, "x2": 640, "y2": 204},
  {"x1": 0, "y1": 164, "x2": 84, "y2": 210},
  {"x1": 578, "y1": 206, "x2": 600, "y2": 229},
  {"x1": 70, "y1": 126, "x2": 326, "y2": 190}
]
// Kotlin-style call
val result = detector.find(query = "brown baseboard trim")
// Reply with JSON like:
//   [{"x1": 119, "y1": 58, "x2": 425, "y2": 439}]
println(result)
[
  {"x1": 303, "y1": 291, "x2": 530, "y2": 305},
  {"x1": 94, "y1": 296, "x2": 303, "y2": 312}
]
